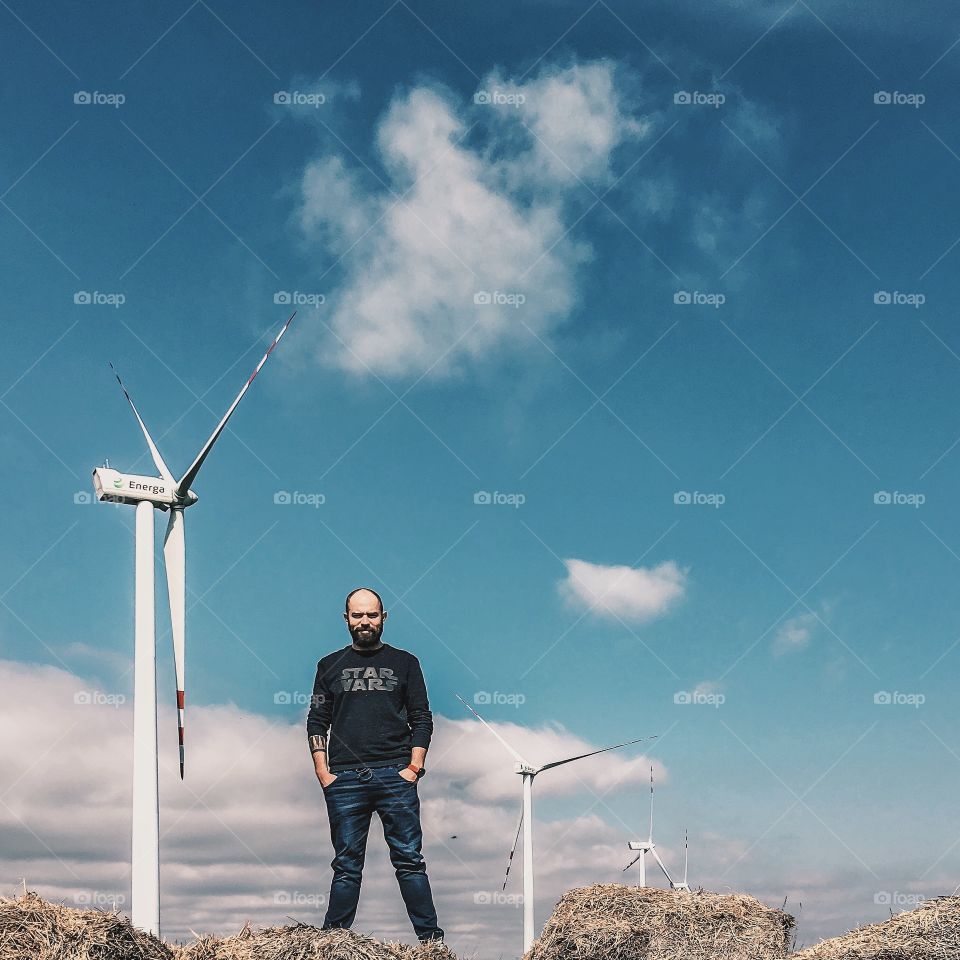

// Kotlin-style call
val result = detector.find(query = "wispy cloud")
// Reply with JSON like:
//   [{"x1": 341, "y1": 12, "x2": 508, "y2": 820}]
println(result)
[
  {"x1": 773, "y1": 611, "x2": 817, "y2": 655},
  {"x1": 558, "y1": 557, "x2": 687, "y2": 623}
]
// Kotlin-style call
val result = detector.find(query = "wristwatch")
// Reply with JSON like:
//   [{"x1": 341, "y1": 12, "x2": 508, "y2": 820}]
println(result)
[{"x1": 405, "y1": 763, "x2": 425, "y2": 779}]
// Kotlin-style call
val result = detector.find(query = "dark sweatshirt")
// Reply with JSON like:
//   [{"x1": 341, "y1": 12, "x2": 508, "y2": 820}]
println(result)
[{"x1": 306, "y1": 642, "x2": 434, "y2": 771}]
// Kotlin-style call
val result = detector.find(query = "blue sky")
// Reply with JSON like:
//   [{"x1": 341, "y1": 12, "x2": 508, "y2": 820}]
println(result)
[{"x1": 2, "y1": 0, "x2": 960, "y2": 955}]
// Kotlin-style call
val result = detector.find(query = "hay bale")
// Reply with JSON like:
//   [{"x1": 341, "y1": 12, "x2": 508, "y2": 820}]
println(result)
[
  {"x1": 0, "y1": 888, "x2": 175, "y2": 960},
  {"x1": 792, "y1": 895, "x2": 960, "y2": 960},
  {"x1": 173, "y1": 920, "x2": 458, "y2": 959},
  {"x1": 523, "y1": 883, "x2": 794, "y2": 960}
]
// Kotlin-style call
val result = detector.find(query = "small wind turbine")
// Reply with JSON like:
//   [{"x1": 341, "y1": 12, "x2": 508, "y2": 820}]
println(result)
[
  {"x1": 623, "y1": 767, "x2": 673, "y2": 888},
  {"x1": 456, "y1": 694, "x2": 656, "y2": 955},
  {"x1": 92, "y1": 312, "x2": 296, "y2": 935}
]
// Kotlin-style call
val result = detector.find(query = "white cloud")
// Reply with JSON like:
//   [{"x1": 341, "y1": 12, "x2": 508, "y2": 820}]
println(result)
[
  {"x1": 296, "y1": 60, "x2": 646, "y2": 379},
  {"x1": 773, "y1": 611, "x2": 817, "y2": 655},
  {"x1": 558, "y1": 557, "x2": 687, "y2": 623}
]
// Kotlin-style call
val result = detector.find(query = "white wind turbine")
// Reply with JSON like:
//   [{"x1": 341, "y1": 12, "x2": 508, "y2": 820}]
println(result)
[
  {"x1": 623, "y1": 767, "x2": 674, "y2": 888},
  {"x1": 456, "y1": 694, "x2": 656, "y2": 955},
  {"x1": 91, "y1": 312, "x2": 296, "y2": 936}
]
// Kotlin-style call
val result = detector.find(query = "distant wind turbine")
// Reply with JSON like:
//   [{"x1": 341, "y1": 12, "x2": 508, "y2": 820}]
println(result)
[
  {"x1": 92, "y1": 312, "x2": 296, "y2": 935},
  {"x1": 624, "y1": 766, "x2": 674, "y2": 888},
  {"x1": 456, "y1": 694, "x2": 656, "y2": 954}
]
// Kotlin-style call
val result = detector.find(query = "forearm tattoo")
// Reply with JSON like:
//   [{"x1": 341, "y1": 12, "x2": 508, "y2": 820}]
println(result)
[{"x1": 309, "y1": 734, "x2": 326, "y2": 755}]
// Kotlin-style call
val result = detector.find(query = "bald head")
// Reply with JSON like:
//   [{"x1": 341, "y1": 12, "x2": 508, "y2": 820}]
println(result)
[{"x1": 344, "y1": 587, "x2": 387, "y2": 648}]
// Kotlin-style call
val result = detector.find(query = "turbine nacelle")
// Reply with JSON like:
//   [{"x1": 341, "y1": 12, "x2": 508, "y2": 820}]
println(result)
[{"x1": 92, "y1": 467, "x2": 198, "y2": 509}]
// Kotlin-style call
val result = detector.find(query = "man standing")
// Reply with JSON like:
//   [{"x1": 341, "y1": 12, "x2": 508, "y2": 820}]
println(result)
[{"x1": 307, "y1": 587, "x2": 445, "y2": 944}]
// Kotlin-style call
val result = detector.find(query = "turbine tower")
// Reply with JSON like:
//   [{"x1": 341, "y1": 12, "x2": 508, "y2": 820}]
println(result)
[
  {"x1": 672, "y1": 829, "x2": 690, "y2": 892},
  {"x1": 623, "y1": 767, "x2": 673, "y2": 888},
  {"x1": 92, "y1": 312, "x2": 296, "y2": 936},
  {"x1": 456, "y1": 694, "x2": 656, "y2": 955}
]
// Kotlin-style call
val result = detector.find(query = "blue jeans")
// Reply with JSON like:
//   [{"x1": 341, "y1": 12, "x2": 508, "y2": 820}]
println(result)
[{"x1": 321, "y1": 761, "x2": 443, "y2": 941}]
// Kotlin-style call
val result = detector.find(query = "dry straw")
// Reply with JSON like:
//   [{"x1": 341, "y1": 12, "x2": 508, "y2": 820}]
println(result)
[
  {"x1": 793, "y1": 895, "x2": 960, "y2": 960},
  {"x1": 0, "y1": 888, "x2": 456, "y2": 960},
  {"x1": 7, "y1": 884, "x2": 958, "y2": 960},
  {"x1": 0, "y1": 889, "x2": 174, "y2": 960},
  {"x1": 521, "y1": 883, "x2": 795, "y2": 960}
]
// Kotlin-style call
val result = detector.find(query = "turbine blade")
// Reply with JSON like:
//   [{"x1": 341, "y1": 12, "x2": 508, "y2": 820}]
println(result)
[
  {"x1": 623, "y1": 852, "x2": 642, "y2": 872},
  {"x1": 683, "y1": 829, "x2": 688, "y2": 884},
  {"x1": 538, "y1": 734, "x2": 657, "y2": 773},
  {"x1": 109, "y1": 364, "x2": 174, "y2": 484},
  {"x1": 455, "y1": 694, "x2": 529, "y2": 765},
  {"x1": 651, "y1": 847, "x2": 674, "y2": 886},
  {"x1": 164, "y1": 508, "x2": 186, "y2": 779},
  {"x1": 502, "y1": 804, "x2": 523, "y2": 891},
  {"x1": 175, "y1": 312, "x2": 296, "y2": 499}
]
